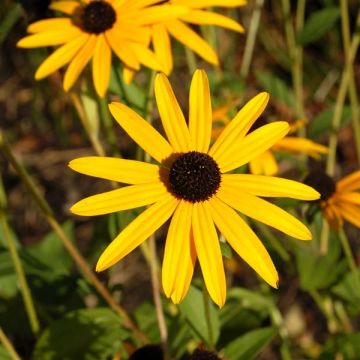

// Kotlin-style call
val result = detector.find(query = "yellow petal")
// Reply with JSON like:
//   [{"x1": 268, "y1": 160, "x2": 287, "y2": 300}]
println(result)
[
  {"x1": 337, "y1": 170, "x2": 360, "y2": 192},
  {"x1": 27, "y1": 18, "x2": 73, "y2": 33},
  {"x1": 129, "y1": 43, "x2": 162, "y2": 71},
  {"x1": 209, "y1": 92, "x2": 269, "y2": 160},
  {"x1": 117, "y1": 23, "x2": 151, "y2": 44},
  {"x1": 249, "y1": 150, "x2": 278, "y2": 176},
  {"x1": 96, "y1": 195, "x2": 178, "y2": 271},
  {"x1": 119, "y1": 0, "x2": 161, "y2": 11},
  {"x1": 109, "y1": 102, "x2": 173, "y2": 163},
  {"x1": 162, "y1": 201, "x2": 195, "y2": 303},
  {"x1": 337, "y1": 203, "x2": 360, "y2": 228},
  {"x1": 123, "y1": 67, "x2": 136, "y2": 84},
  {"x1": 92, "y1": 35, "x2": 111, "y2": 97},
  {"x1": 106, "y1": 30, "x2": 140, "y2": 70},
  {"x1": 217, "y1": 186, "x2": 313, "y2": 240},
  {"x1": 221, "y1": 174, "x2": 320, "y2": 200},
  {"x1": 209, "y1": 197, "x2": 278, "y2": 288},
  {"x1": 192, "y1": 202, "x2": 226, "y2": 307},
  {"x1": 152, "y1": 24, "x2": 173, "y2": 75},
  {"x1": 165, "y1": 20, "x2": 218, "y2": 65},
  {"x1": 69, "y1": 157, "x2": 161, "y2": 184},
  {"x1": 17, "y1": 27, "x2": 82, "y2": 48},
  {"x1": 155, "y1": 73, "x2": 192, "y2": 152},
  {"x1": 189, "y1": 69, "x2": 212, "y2": 153},
  {"x1": 335, "y1": 192, "x2": 360, "y2": 205},
  {"x1": 171, "y1": 0, "x2": 247, "y2": 7},
  {"x1": 181, "y1": 10, "x2": 244, "y2": 32},
  {"x1": 216, "y1": 122, "x2": 290, "y2": 173},
  {"x1": 63, "y1": 35, "x2": 97, "y2": 92},
  {"x1": 70, "y1": 182, "x2": 168, "y2": 216},
  {"x1": 49, "y1": 1, "x2": 80, "y2": 14},
  {"x1": 274, "y1": 137, "x2": 328, "y2": 158},
  {"x1": 35, "y1": 34, "x2": 88, "y2": 80}
]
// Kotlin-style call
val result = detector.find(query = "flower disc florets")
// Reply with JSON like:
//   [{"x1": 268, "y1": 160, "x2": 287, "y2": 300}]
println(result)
[
  {"x1": 81, "y1": 1, "x2": 116, "y2": 34},
  {"x1": 169, "y1": 151, "x2": 221, "y2": 203},
  {"x1": 304, "y1": 171, "x2": 336, "y2": 201}
]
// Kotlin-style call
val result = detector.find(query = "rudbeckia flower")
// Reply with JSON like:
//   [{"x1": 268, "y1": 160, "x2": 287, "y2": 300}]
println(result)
[
  {"x1": 17, "y1": 0, "x2": 187, "y2": 97},
  {"x1": 69, "y1": 70, "x2": 319, "y2": 307},
  {"x1": 212, "y1": 108, "x2": 328, "y2": 175},
  {"x1": 123, "y1": 0, "x2": 246, "y2": 82},
  {"x1": 304, "y1": 170, "x2": 360, "y2": 229}
]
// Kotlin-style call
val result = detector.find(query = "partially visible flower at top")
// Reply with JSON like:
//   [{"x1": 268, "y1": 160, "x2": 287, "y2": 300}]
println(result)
[
  {"x1": 17, "y1": 0, "x2": 187, "y2": 97},
  {"x1": 123, "y1": 0, "x2": 246, "y2": 82},
  {"x1": 69, "y1": 70, "x2": 319, "y2": 307},
  {"x1": 304, "y1": 170, "x2": 360, "y2": 229},
  {"x1": 212, "y1": 107, "x2": 328, "y2": 175}
]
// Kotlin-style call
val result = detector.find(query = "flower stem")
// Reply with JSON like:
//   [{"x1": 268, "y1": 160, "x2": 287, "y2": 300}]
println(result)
[
  {"x1": 0, "y1": 177, "x2": 40, "y2": 335},
  {"x1": 185, "y1": 47, "x2": 197, "y2": 75},
  {"x1": 240, "y1": 0, "x2": 264, "y2": 78},
  {"x1": 0, "y1": 130, "x2": 147, "y2": 343},
  {"x1": 202, "y1": 285, "x2": 215, "y2": 350},
  {"x1": 0, "y1": 327, "x2": 21, "y2": 360}
]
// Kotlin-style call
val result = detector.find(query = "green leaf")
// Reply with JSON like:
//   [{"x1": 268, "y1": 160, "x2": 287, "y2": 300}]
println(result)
[
  {"x1": 0, "y1": 249, "x2": 18, "y2": 298},
  {"x1": 134, "y1": 302, "x2": 160, "y2": 343},
  {"x1": 178, "y1": 285, "x2": 220, "y2": 346},
  {"x1": 320, "y1": 333, "x2": 360, "y2": 360},
  {"x1": 32, "y1": 308, "x2": 130, "y2": 360},
  {"x1": 0, "y1": 4, "x2": 23, "y2": 44},
  {"x1": 0, "y1": 344, "x2": 12, "y2": 360},
  {"x1": 297, "y1": 8, "x2": 340, "y2": 45},
  {"x1": 220, "y1": 241, "x2": 233, "y2": 259},
  {"x1": 256, "y1": 73, "x2": 294, "y2": 107},
  {"x1": 223, "y1": 327, "x2": 276, "y2": 360}
]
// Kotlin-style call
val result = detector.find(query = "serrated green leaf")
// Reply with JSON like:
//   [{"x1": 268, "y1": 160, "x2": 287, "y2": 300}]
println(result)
[
  {"x1": 223, "y1": 327, "x2": 276, "y2": 360},
  {"x1": 32, "y1": 308, "x2": 129, "y2": 360},
  {"x1": 297, "y1": 8, "x2": 340, "y2": 45},
  {"x1": 178, "y1": 285, "x2": 220, "y2": 346}
]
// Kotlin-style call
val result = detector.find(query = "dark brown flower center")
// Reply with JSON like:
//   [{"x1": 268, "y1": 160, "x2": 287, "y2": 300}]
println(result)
[
  {"x1": 304, "y1": 171, "x2": 336, "y2": 201},
  {"x1": 168, "y1": 152, "x2": 221, "y2": 203},
  {"x1": 81, "y1": 1, "x2": 116, "y2": 34}
]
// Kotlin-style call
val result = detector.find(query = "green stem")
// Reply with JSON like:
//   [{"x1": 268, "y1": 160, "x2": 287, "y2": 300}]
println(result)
[
  {"x1": 0, "y1": 130, "x2": 147, "y2": 343},
  {"x1": 113, "y1": 61, "x2": 132, "y2": 107},
  {"x1": 340, "y1": 0, "x2": 360, "y2": 166},
  {"x1": 202, "y1": 285, "x2": 215, "y2": 350},
  {"x1": 0, "y1": 178, "x2": 40, "y2": 335},
  {"x1": 240, "y1": 0, "x2": 264, "y2": 78},
  {"x1": 0, "y1": 327, "x2": 21, "y2": 360},
  {"x1": 185, "y1": 47, "x2": 197, "y2": 75}
]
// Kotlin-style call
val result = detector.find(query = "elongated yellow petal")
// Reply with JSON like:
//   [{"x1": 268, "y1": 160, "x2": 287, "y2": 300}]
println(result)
[
  {"x1": 209, "y1": 92, "x2": 269, "y2": 160},
  {"x1": 337, "y1": 203, "x2": 360, "y2": 228},
  {"x1": 337, "y1": 170, "x2": 360, "y2": 191},
  {"x1": 123, "y1": 66, "x2": 136, "y2": 84},
  {"x1": 49, "y1": 1, "x2": 79, "y2": 14},
  {"x1": 181, "y1": 10, "x2": 244, "y2": 32},
  {"x1": 69, "y1": 157, "x2": 161, "y2": 184},
  {"x1": 249, "y1": 150, "x2": 278, "y2": 176},
  {"x1": 35, "y1": 34, "x2": 88, "y2": 79},
  {"x1": 27, "y1": 18, "x2": 73, "y2": 33},
  {"x1": 116, "y1": 23, "x2": 151, "y2": 44},
  {"x1": 192, "y1": 202, "x2": 226, "y2": 307},
  {"x1": 162, "y1": 201, "x2": 195, "y2": 303},
  {"x1": 129, "y1": 43, "x2": 162, "y2": 71},
  {"x1": 63, "y1": 35, "x2": 96, "y2": 92},
  {"x1": 152, "y1": 24, "x2": 173, "y2": 75},
  {"x1": 92, "y1": 35, "x2": 111, "y2": 97},
  {"x1": 70, "y1": 182, "x2": 168, "y2": 216},
  {"x1": 209, "y1": 197, "x2": 278, "y2": 288},
  {"x1": 171, "y1": 0, "x2": 247, "y2": 7},
  {"x1": 222, "y1": 174, "x2": 320, "y2": 200},
  {"x1": 335, "y1": 192, "x2": 360, "y2": 205},
  {"x1": 155, "y1": 73, "x2": 192, "y2": 152},
  {"x1": 125, "y1": 5, "x2": 188, "y2": 25},
  {"x1": 17, "y1": 27, "x2": 82, "y2": 48},
  {"x1": 189, "y1": 69, "x2": 212, "y2": 153},
  {"x1": 109, "y1": 102, "x2": 173, "y2": 163},
  {"x1": 106, "y1": 30, "x2": 140, "y2": 70},
  {"x1": 216, "y1": 122, "x2": 290, "y2": 173},
  {"x1": 217, "y1": 186, "x2": 312, "y2": 240},
  {"x1": 274, "y1": 137, "x2": 328, "y2": 158},
  {"x1": 96, "y1": 195, "x2": 178, "y2": 271},
  {"x1": 119, "y1": 0, "x2": 161, "y2": 11},
  {"x1": 165, "y1": 20, "x2": 218, "y2": 65}
]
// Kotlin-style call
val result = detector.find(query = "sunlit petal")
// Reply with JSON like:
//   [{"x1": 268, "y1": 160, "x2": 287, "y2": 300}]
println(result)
[{"x1": 92, "y1": 35, "x2": 111, "y2": 97}]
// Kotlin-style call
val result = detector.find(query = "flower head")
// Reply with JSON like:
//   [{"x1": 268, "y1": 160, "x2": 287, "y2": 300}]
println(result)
[
  {"x1": 69, "y1": 70, "x2": 319, "y2": 307},
  {"x1": 304, "y1": 170, "x2": 360, "y2": 229},
  {"x1": 17, "y1": 0, "x2": 187, "y2": 97}
]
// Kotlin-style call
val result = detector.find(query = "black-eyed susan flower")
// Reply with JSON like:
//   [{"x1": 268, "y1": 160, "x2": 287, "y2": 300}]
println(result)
[
  {"x1": 212, "y1": 110, "x2": 328, "y2": 176},
  {"x1": 304, "y1": 170, "x2": 360, "y2": 229},
  {"x1": 17, "y1": 0, "x2": 187, "y2": 97},
  {"x1": 123, "y1": 0, "x2": 245, "y2": 82},
  {"x1": 69, "y1": 70, "x2": 319, "y2": 307}
]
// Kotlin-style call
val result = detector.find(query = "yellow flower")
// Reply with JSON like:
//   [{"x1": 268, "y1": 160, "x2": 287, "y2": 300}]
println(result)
[
  {"x1": 212, "y1": 105, "x2": 328, "y2": 175},
  {"x1": 69, "y1": 70, "x2": 319, "y2": 307},
  {"x1": 304, "y1": 170, "x2": 360, "y2": 229},
  {"x1": 123, "y1": 0, "x2": 246, "y2": 82},
  {"x1": 17, "y1": 0, "x2": 187, "y2": 97}
]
